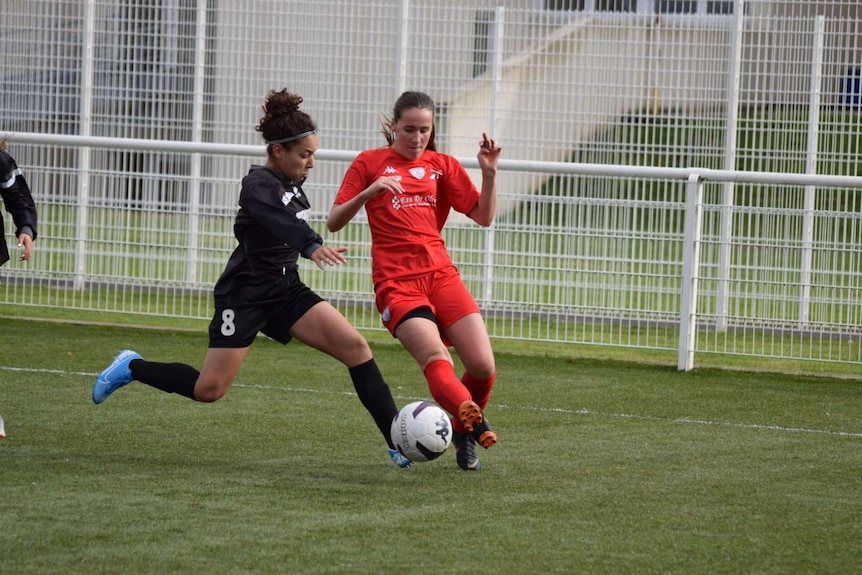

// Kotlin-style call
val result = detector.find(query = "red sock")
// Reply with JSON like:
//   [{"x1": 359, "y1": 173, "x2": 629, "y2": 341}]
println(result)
[
  {"x1": 462, "y1": 371, "x2": 495, "y2": 410},
  {"x1": 423, "y1": 359, "x2": 471, "y2": 432}
]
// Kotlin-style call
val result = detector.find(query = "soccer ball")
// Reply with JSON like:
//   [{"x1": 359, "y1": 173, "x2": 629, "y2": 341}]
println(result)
[{"x1": 390, "y1": 401, "x2": 452, "y2": 462}]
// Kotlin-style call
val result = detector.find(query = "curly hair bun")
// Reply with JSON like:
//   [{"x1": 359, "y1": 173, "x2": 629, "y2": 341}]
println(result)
[
  {"x1": 265, "y1": 89, "x2": 302, "y2": 116},
  {"x1": 255, "y1": 88, "x2": 317, "y2": 145}
]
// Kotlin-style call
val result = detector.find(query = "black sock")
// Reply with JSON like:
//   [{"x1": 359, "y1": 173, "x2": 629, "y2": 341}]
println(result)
[
  {"x1": 129, "y1": 359, "x2": 198, "y2": 399},
  {"x1": 349, "y1": 359, "x2": 398, "y2": 449}
]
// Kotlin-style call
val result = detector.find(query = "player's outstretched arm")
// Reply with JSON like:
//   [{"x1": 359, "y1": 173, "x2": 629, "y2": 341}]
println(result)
[{"x1": 469, "y1": 133, "x2": 501, "y2": 227}]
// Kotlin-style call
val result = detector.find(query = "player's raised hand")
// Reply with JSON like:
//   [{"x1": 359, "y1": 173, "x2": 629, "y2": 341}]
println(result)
[
  {"x1": 477, "y1": 132, "x2": 501, "y2": 171},
  {"x1": 310, "y1": 245, "x2": 348, "y2": 270}
]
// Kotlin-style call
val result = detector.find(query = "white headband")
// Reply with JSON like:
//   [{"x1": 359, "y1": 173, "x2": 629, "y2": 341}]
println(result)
[{"x1": 266, "y1": 130, "x2": 316, "y2": 146}]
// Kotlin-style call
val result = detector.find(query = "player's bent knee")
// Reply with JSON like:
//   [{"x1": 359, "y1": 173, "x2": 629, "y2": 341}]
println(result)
[
  {"x1": 470, "y1": 365, "x2": 496, "y2": 380},
  {"x1": 340, "y1": 334, "x2": 373, "y2": 366},
  {"x1": 194, "y1": 379, "x2": 231, "y2": 403},
  {"x1": 417, "y1": 349, "x2": 453, "y2": 371}
]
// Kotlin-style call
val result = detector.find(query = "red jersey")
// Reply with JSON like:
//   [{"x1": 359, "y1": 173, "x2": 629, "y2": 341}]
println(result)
[{"x1": 335, "y1": 147, "x2": 480, "y2": 285}]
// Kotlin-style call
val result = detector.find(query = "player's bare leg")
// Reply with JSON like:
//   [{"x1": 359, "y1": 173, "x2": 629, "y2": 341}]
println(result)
[
  {"x1": 397, "y1": 316, "x2": 493, "y2": 469},
  {"x1": 194, "y1": 347, "x2": 250, "y2": 402},
  {"x1": 443, "y1": 314, "x2": 497, "y2": 450},
  {"x1": 291, "y1": 301, "x2": 407, "y2": 466},
  {"x1": 93, "y1": 346, "x2": 249, "y2": 404}
]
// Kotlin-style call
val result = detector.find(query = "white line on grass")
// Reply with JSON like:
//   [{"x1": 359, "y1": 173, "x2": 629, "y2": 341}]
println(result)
[
  {"x1": 512, "y1": 405, "x2": 862, "y2": 438},
  {"x1": 1, "y1": 366, "x2": 96, "y2": 377},
  {"x1": 4, "y1": 365, "x2": 862, "y2": 439}
]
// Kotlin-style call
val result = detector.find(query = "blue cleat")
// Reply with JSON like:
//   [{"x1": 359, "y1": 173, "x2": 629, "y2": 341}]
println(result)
[
  {"x1": 388, "y1": 448, "x2": 412, "y2": 468},
  {"x1": 92, "y1": 350, "x2": 142, "y2": 404}
]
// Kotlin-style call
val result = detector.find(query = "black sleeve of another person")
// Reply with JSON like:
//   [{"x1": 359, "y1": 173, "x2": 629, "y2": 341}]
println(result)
[{"x1": 0, "y1": 151, "x2": 38, "y2": 266}]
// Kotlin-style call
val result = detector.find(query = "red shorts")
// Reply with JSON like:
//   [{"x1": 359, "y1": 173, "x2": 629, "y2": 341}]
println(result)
[{"x1": 375, "y1": 264, "x2": 480, "y2": 337}]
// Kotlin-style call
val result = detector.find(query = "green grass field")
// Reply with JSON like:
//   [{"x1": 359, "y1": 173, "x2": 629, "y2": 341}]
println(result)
[{"x1": 2, "y1": 317, "x2": 862, "y2": 574}]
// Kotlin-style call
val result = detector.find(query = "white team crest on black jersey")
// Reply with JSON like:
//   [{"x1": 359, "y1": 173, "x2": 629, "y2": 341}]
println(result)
[
  {"x1": 281, "y1": 185, "x2": 299, "y2": 206},
  {"x1": 409, "y1": 167, "x2": 425, "y2": 180}
]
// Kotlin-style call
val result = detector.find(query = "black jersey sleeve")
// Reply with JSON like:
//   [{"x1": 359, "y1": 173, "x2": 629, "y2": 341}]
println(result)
[
  {"x1": 0, "y1": 152, "x2": 38, "y2": 240},
  {"x1": 239, "y1": 174, "x2": 323, "y2": 258}
]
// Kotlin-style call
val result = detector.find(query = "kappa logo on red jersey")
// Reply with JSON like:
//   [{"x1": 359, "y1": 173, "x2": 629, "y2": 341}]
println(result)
[{"x1": 383, "y1": 166, "x2": 398, "y2": 175}]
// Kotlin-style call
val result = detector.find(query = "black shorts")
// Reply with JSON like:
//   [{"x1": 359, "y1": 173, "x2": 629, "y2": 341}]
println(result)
[{"x1": 208, "y1": 277, "x2": 324, "y2": 348}]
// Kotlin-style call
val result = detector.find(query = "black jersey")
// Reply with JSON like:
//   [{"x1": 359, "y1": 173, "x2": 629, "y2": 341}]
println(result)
[
  {"x1": 213, "y1": 165, "x2": 323, "y2": 300},
  {"x1": 0, "y1": 151, "x2": 38, "y2": 267}
]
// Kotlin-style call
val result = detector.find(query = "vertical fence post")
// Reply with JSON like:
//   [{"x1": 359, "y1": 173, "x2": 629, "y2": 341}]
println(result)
[
  {"x1": 679, "y1": 173, "x2": 704, "y2": 372},
  {"x1": 800, "y1": 15, "x2": 825, "y2": 327},
  {"x1": 488, "y1": 7, "x2": 504, "y2": 138},
  {"x1": 483, "y1": 6, "x2": 504, "y2": 307},
  {"x1": 716, "y1": 0, "x2": 745, "y2": 331},
  {"x1": 74, "y1": 0, "x2": 96, "y2": 290},
  {"x1": 395, "y1": 0, "x2": 409, "y2": 97},
  {"x1": 187, "y1": 0, "x2": 208, "y2": 284}
]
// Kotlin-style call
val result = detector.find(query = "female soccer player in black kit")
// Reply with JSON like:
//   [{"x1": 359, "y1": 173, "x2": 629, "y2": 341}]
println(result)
[{"x1": 93, "y1": 89, "x2": 413, "y2": 468}]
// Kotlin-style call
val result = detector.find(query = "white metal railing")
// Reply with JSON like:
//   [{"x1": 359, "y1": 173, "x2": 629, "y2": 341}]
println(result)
[{"x1": 3, "y1": 131, "x2": 862, "y2": 372}]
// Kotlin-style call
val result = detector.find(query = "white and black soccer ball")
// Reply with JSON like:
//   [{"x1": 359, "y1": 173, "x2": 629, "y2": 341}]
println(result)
[{"x1": 390, "y1": 401, "x2": 452, "y2": 462}]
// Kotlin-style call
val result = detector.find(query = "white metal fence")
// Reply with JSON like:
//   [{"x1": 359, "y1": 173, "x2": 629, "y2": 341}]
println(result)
[
  {"x1": 3, "y1": 133, "x2": 861, "y2": 372},
  {"x1": 2, "y1": 0, "x2": 862, "y2": 371}
]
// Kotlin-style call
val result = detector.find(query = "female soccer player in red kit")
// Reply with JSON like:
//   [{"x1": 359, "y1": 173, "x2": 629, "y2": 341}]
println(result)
[{"x1": 328, "y1": 91, "x2": 502, "y2": 471}]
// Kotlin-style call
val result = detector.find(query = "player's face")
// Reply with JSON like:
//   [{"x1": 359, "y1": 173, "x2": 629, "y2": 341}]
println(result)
[
  {"x1": 391, "y1": 107, "x2": 434, "y2": 160},
  {"x1": 271, "y1": 133, "x2": 318, "y2": 182}
]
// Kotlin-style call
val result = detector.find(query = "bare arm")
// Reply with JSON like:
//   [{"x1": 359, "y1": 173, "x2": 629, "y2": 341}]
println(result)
[
  {"x1": 467, "y1": 133, "x2": 501, "y2": 227},
  {"x1": 327, "y1": 176, "x2": 404, "y2": 232}
]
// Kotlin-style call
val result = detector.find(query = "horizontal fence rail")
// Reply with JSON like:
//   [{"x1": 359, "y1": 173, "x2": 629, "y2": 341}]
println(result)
[
  {"x1": 2, "y1": 132, "x2": 862, "y2": 373},
  {"x1": 3, "y1": 0, "x2": 862, "y2": 377}
]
